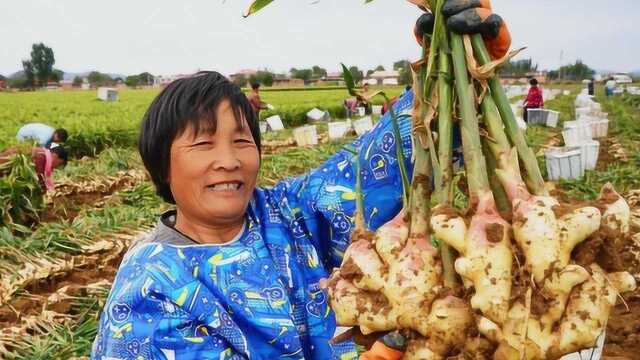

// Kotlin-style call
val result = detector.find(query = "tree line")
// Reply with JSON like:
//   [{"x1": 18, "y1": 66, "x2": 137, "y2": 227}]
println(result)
[{"x1": 4, "y1": 43, "x2": 601, "y2": 90}]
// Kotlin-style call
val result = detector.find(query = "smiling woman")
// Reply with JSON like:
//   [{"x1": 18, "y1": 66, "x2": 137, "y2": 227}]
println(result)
[{"x1": 90, "y1": 71, "x2": 415, "y2": 359}]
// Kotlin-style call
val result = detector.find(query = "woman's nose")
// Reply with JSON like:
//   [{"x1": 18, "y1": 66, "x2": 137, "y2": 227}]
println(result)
[{"x1": 210, "y1": 145, "x2": 241, "y2": 171}]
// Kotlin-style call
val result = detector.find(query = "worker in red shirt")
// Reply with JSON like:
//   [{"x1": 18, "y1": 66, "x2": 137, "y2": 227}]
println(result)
[
  {"x1": 0, "y1": 145, "x2": 68, "y2": 192},
  {"x1": 247, "y1": 82, "x2": 269, "y2": 118},
  {"x1": 523, "y1": 78, "x2": 544, "y2": 123}
]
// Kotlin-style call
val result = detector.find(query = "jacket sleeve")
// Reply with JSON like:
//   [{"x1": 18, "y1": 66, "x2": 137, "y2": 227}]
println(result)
[
  {"x1": 90, "y1": 245, "x2": 242, "y2": 360},
  {"x1": 265, "y1": 91, "x2": 415, "y2": 269}
]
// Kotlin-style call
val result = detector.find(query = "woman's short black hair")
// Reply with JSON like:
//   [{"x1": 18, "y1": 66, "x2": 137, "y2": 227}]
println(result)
[
  {"x1": 529, "y1": 78, "x2": 539, "y2": 86},
  {"x1": 54, "y1": 128, "x2": 68, "y2": 142},
  {"x1": 138, "y1": 71, "x2": 261, "y2": 204},
  {"x1": 51, "y1": 145, "x2": 68, "y2": 165},
  {"x1": 251, "y1": 82, "x2": 260, "y2": 90}
]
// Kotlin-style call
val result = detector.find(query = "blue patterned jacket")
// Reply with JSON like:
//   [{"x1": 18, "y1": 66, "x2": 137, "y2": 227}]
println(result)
[{"x1": 91, "y1": 92, "x2": 415, "y2": 360}]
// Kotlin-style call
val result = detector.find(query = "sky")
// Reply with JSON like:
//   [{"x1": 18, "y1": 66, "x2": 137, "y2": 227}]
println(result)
[{"x1": 1, "y1": 0, "x2": 638, "y2": 77}]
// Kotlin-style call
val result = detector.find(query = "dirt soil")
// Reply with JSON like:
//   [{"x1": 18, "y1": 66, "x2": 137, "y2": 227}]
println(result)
[
  {"x1": 603, "y1": 232, "x2": 640, "y2": 358},
  {"x1": 0, "y1": 246, "x2": 125, "y2": 330}
]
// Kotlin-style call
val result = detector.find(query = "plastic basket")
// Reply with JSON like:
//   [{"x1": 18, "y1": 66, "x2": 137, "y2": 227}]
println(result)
[
  {"x1": 576, "y1": 140, "x2": 600, "y2": 171},
  {"x1": 563, "y1": 121, "x2": 593, "y2": 146},
  {"x1": 527, "y1": 108, "x2": 547, "y2": 125},
  {"x1": 265, "y1": 115, "x2": 285, "y2": 131},
  {"x1": 293, "y1": 125, "x2": 318, "y2": 146},
  {"x1": 546, "y1": 110, "x2": 560, "y2": 128},
  {"x1": 545, "y1": 147, "x2": 584, "y2": 181},
  {"x1": 353, "y1": 117, "x2": 374, "y2": 136},
  {"x1": 590, "y1": 119, "x2": 609, "y2": 138},
  {"x1": 328, "y1": 121, "x2": 351, "y2": 140}
]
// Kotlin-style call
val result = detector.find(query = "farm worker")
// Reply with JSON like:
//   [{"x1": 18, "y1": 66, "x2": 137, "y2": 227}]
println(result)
[
  {"x1": 248, "y1": 82, "x2": 272, "y2": 118},
  {"x1": 0, "y1": 144, "x2": 68, "y2": 191},
  {"x1": 522, "y1": 78, "x2": 544, "y2": 123},
  {"x1": 16, "y1": 123, "x2": 68, "y2": 149},
  {"x1": 32, "y1": 145, "x2": 68, "y2": 191},
  {"x1": 588, "y1": 78, "x2": 595, "y2": 96},
  {"x1": 90, "y1": 2, "x2": 511, "y2": 358},
  {"x1": 358, "y1": 83, "x2": 373, "y2": 115},
  {"x1": 605, "y1": 77, "x2": 616, "y2": 97}
]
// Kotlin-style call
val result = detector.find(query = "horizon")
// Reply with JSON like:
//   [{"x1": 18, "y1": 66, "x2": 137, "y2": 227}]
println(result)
[{"x1": 1, "y1": 0, "x2": 638, "y2": 78}]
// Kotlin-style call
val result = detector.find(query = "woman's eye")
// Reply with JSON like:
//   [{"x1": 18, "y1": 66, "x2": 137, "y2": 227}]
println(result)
[
  {"x1": 235, "y1": 139, "x2": 253, "y2": 144},
  {"x1": 192, "y1": 141, "x2": 212, "y2": 147}
]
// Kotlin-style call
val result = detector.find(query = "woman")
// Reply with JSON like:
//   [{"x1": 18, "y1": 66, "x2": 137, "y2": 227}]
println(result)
[
  {"x1": 522, "y1": 78, "x2": 544, "y2": 123},
  {"x1": 91, "y1": 2, "x2": 510, "y2": 358},
  {"x1": 91, "y1": 70, "x2": 414, "y2": 360}
]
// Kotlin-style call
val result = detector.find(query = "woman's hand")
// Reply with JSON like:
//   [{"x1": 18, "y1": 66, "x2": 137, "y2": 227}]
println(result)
[{"x1": 412, "y1": 0, "x2": 511, "y2": 60}]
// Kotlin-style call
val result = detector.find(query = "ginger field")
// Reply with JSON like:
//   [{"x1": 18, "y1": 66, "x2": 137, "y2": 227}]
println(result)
[{"x1": 0, "y1": 86, "x2": 638, "y2": 358}]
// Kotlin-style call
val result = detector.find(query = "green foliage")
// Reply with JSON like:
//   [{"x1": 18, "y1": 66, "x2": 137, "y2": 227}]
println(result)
[
  {"x1": 0, "y1": 152, "x2": 44, "y2": 231},
  {"x1": 249, "y1": 70, "x2": 275, "y2": 87},
  {"x1": 72, "y1": 76, "x2": 83, "y2": 87},
  {"x1": 548, "y1": 60, "x2": 595, "y2": 81},
  {"x1": 348, "y1": 66, "x2": 364, "y2": 85},
  {"x1": 393, "y1": 60, "x2": 413, "y2": 86},
  {"x1": 312, "y1": 66, "x2": 328, "y2": 79},
  {"x1": 125, "y1": 75, "x2": 140, "y2": 88},
  {"x1": 290, "y1": 68, "x2": 313, "y2": 83},
  {"x1": 499, "y1": 58, "x2": 537, "y2": 77},
  {"x1": 87, "y1": 71, "x2": 113, "y2": 87},
  {"x1": 21, "y1": 60, "x2": 35, "y2": 88},
  {"x1": 28, "y1": 43, "x2": 56, "y2": 87}
]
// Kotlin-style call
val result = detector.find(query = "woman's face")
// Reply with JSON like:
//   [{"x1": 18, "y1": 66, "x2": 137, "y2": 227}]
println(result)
[{"x1": 168, "y1": 100, "x2": 260, "y2": 227}]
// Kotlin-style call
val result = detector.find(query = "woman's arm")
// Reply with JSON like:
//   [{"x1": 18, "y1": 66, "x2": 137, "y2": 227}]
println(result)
[
  {"x1": 91, "y1": 245, "x2": 242, "y2": 359},
  {"x1": 265, "y1": 91, "x2": 415, "y2": 268}
]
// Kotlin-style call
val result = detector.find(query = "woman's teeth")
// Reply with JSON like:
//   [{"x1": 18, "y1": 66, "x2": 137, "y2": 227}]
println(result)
[{"x1": 209, "y1": 183, "x2": 240, "y2": 191}]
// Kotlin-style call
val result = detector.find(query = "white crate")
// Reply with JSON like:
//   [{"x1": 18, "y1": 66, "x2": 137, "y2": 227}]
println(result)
[
  {"x1": 327, "y1": 121, "x2": 351, "y2": 140},
  {"x1": 576, "y1": 140, "x2": 600, "y2": 171},
  {"x1": 307, "y1": 108, "x2": 329, "y2": 122},
  {"x1": 563, "y1": 121, "x2": 593, "y2": 146},
  {"x1": 372, "y1": 105, "x2": 383, "y2": 115},
  {"x1": 97, "y1": 87, "x2": 118, "y2": 101},
  {"x1": 546, "y1": 110, "x2": 560, "y2": 128},
  {"x1": 293, "y1": 125, "x2": 318, "y2": 146},
  {"x1": 575, "y1": 107, "x2": 593, "y2": 118},
  {"x1": 527, "y1": 108, "x2": 547, "y2": 125},
  {"x1": 353, "y1": 116, "x2": 374, "y2": 136},
  {"x1": 590, "y1": 119, "x2": 609, "y2": 138},
  {"x1": 265, "y1": 115, "x2": 285, "y2": 131},
  {"x1": 545, "y1": 147, "x2": 584, "y2": 181}
]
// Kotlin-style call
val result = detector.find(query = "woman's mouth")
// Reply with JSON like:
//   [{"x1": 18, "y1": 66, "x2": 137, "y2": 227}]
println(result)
[{"x1": 206, "y1": 181, "x2": 243, "y2": 192}]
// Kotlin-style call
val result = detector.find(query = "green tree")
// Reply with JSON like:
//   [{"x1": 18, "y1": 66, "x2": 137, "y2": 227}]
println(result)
[
  {"x1": 290, "y1": 68, "x2": 313, "y2": 83},
  {"x1": 88, "y1": 71, "x2": 113, "y2": 86},
  {"x1": 50, "y1": 69, "x2": 64, "y2": 83},
  {"x1": 21, "y1": 60, "x2": 35, "y2": 88},
  {"x1": 375, "y1": 65, "x2": 385, "y2": 71},
  {"x1": 72, "y1": 76, "x2": 83, "y2": 87},
  {"x1": 311, "y1": 66, "x2": 327, "y2": 79},
  {"x1": 29, "y1": 43, "x2": 55, "y2": 86},
  {"x1": 138, "y1": 72, "x2": 154, "y2": 86},
  {"x1": 348, "y1": 66, "x2": 364, "y2": 85},
  {"x1": 393, "y1": 60, "x2": 412, "y2": 85},
  {"x1": 249, "y1": 70, "x2": 275, "y2": 87},
  {"x1": 498, "y1": 58, "x2": 537, "y2": 77},
  {"x1": 125, "y1": 75, "x2": 140, "y2": 88},
  {"x1": 548, "y1": 60, "x2": 595, "y2": 81}
]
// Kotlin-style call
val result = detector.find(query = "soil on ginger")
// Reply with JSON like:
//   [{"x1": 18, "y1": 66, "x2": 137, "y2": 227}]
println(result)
[{"x1": 601, "y1": 235, "x2": 640, "y2": 358}]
